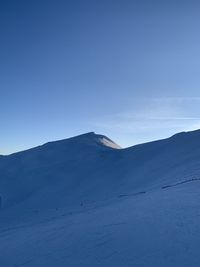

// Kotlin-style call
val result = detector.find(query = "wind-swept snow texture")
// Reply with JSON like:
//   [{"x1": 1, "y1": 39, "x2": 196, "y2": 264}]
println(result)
[{"x1": 1, "y1": 130, "x2": 200, "y2": 266}]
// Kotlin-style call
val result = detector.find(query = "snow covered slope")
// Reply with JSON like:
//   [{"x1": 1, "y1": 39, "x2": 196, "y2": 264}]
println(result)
[{"x1": 1, "y1": 130, "x2": 200, "y2": 266}]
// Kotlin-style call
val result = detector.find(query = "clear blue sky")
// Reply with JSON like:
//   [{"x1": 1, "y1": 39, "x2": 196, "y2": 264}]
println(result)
[{"x1": 1, "y1": 0, "x2": 200, "y2": 154}]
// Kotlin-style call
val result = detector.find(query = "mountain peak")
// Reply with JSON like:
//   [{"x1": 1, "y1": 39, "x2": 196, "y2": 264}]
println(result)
[
  {"x1": 40, "y1": 132, "x2": 121, "y2": 152},
  {"x1": 66, "y1": 132, "x2": 121, "y2": 149}
]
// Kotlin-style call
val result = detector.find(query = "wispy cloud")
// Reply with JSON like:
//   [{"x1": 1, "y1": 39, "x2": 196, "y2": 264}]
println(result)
[{"x1": 93, "y1": 97, "x2": 200, "y2": 135}]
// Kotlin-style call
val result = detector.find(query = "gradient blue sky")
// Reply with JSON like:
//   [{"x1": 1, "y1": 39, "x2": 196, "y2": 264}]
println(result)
[{"x1": 1, "y1": 0, "x2": 200, "y2": 154}]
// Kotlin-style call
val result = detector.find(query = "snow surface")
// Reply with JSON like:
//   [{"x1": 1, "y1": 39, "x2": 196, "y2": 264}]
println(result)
[{"x1": 1, "y1": 130, "x2": 200, "y2": 266}]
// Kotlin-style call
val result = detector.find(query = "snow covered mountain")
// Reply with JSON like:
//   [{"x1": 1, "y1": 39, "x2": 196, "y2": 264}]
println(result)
[{"x1": 1, "y1": 130, "x2": 200, "y2": 266}]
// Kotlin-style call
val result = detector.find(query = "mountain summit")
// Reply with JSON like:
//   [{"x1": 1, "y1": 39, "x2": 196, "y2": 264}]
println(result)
[{"x1": 43, "y1": 132, "x2": 121, "y2": 150}]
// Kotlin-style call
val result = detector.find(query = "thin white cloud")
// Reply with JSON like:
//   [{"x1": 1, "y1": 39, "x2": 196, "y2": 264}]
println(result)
[{"x1": 93, "y1": 97, "x2": 200, "y2": 134}]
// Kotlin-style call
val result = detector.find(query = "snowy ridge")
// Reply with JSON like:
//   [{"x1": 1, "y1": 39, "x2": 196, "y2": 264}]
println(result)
[
  {"x1": 1, "y1": 130, "x2": 200, "y2": 266},
  {"x1": 42, "y1": 132, "x2": 121, "y2": 150}
]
